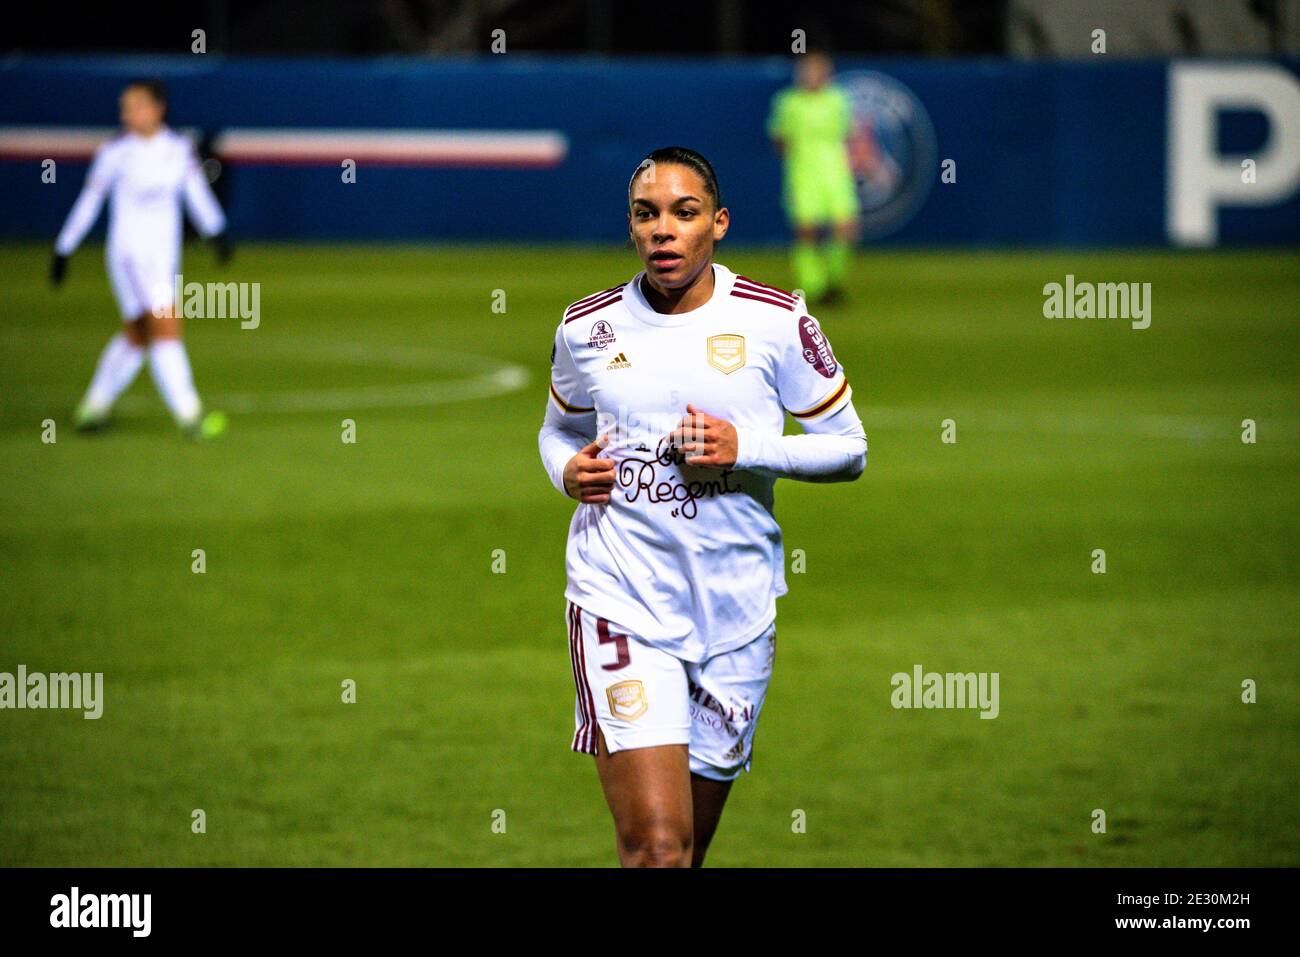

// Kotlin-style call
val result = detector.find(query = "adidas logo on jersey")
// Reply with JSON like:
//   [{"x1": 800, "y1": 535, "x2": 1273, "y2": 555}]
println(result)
[{"x1": 606, "y1": 351, "x2": 632, "y2": 370}]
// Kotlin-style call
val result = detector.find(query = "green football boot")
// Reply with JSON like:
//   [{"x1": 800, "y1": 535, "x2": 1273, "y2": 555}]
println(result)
[
  {"x1": 73, "y1": 401, "x2": 111, "y2": 433},
  {"x1": 184, "y1": 409, "x2": 228, "y2": 442}
]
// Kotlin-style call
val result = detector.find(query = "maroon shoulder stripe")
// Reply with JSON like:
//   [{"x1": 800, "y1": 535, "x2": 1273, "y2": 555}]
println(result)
[
  {"x1": 735, "y1": 275, "x2": 797, "y2": 301},
  {"x1": 731, "y1": 289, "x2": 795, "y2": 311},
  {"x1": 734, "y1": 280, "x2": 796, "y2": 304},
  {"x1": 564, "y1": 283, "x2": 625, "y2": 317},
  {"x1": 733, "y1": 282, "x2": 797, "y2": 306},
  {"x1": 738, "y1": 280, "x2": 795, "y2": 302},
  {"x1": 564, "y1": 291, "x2": 622, "y2": 323}
]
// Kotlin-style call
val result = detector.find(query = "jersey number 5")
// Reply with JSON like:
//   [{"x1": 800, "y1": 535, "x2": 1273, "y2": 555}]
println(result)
[{"x1": 596, "y1": 618, "x2": 630, "y2": 671}]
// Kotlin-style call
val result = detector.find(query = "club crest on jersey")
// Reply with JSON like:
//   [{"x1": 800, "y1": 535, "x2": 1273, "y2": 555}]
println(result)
[
  {"x1": 799, "y1": 316, "x2": 837, "y2": 378},
  {"x1": 607, "y1": 680, "x2": 647, "y2": 720},
  {"x1": 707, "y1": 334, "x2": 746, "y2": 375},
  {"x1": 588, "y1": 320, "x2": 616, "y2": 351}
]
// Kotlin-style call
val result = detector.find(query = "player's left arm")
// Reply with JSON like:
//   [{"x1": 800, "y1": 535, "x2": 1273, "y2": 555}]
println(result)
[
  {"x1": 669, "y1": 399, "x2": 865, "y2": 484},
  {"x1": 736, "y1": 398, "x2": 866, "y2": 483},
  {"x1": 182, "y1": 143, "x2": 232, "y2": 260},
  {"x1": 671, "y1": 312, "x2": 867, "y2": 482}
]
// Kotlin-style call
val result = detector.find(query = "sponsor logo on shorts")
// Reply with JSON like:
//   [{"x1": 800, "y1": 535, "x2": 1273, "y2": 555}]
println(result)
[
  {"x1": 688, "y1": 679, "x2": 753, "y2": 736},
  {"x1": 588, "y1": 319, "x2": 616, "y2": 351},
  {"x1": 723, "y1": 740, "x2": 747, "y2": 762},
  {"x1": 689, "y1": 703, "x2": 736, "y2": 736},
  {"x1": 707, "y1": 334, "x2": 746, "y2": 374},
  {"x1": 607, "y1": 679, "x2": 647, "y2": 720}
]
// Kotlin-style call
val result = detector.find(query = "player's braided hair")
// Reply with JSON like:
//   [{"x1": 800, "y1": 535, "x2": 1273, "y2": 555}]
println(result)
[{"x1": 628, "y1": 146, "x2": 722, "y2": 210}]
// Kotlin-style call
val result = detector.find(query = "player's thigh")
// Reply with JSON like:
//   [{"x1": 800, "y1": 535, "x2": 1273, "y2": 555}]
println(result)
[
  {"x1": 147, "y1": 311, "x2": 182, "y2": 339},
  {"x1": 593, "y1": 730, "x2": 692, "y2": 848},
  {"x1": 785, "y1": 168, "x2": 833, "y2": 230},
  {"x1": 785, "y1": 170, "x2": 837, "y2": 227},
  {"x1": 828, "y1": 173, "x2": 861, "y2": 231},
  {"x1": 110, "y1": 252, "x2": 176, "y2": 325},
  {"x1": 685, "y1": 621, "x2": 778, "y2": 782},
  {"x1": 106, "y1": 253, "x2": 145, "y2": 321},
  {"x1": 567, "y1": 601, "x2": 693, "y2": 831}
]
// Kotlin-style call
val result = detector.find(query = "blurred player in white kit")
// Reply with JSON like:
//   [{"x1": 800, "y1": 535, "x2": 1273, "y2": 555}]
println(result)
[{"x1": 50, "y1": 78, "x2": 231, "y2": 439}]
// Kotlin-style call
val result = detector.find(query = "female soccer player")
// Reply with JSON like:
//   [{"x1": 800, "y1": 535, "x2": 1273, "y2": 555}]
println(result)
[
  {"x1": 767, "y1": 52, "x2": 861, "y2": 305},
  {"x1": 50, "y1": 78, "x2": 230, "y2": 439},
  {"x1": 538, "y1": 146, "x2": 867, "y2": 867}
]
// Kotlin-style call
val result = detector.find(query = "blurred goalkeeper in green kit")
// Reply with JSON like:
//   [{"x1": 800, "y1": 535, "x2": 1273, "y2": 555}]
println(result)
[{"x1": 767, "y1": 52, "x2": 859, "y2": 305}]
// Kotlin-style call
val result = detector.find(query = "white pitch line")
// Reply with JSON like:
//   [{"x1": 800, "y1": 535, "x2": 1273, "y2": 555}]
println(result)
[
  {"x1": 9, "y1": 330, "x2": 1286, "y2": 440},
  {"x1": 112, "y1": 340, "x2": 530, "y2": 417}
]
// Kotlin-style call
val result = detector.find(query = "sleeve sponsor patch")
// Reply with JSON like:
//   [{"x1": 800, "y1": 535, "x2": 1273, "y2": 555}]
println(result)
[{"x1": 799, "y1": 316, "x2": 838, "y2": 378}]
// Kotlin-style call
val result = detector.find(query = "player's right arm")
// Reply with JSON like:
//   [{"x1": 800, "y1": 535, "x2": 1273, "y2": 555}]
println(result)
[
  {"x1": 51, "y1": 142, "x2": 117, "y2": 283},
  {"x1": 537, "y1": 321, "x2": 615, "y2": 503},
  {"x1": 767, "y1": 89, "x2": 790, "y2": 157}
]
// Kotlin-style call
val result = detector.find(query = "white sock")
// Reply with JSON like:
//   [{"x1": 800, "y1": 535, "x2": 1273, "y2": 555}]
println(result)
[
  {"x1": 83, "y1": 332, "x2": 145, "y2": 412},
  {"x1": 148, "y1": 339, "x2": 202, "y2": 426}
]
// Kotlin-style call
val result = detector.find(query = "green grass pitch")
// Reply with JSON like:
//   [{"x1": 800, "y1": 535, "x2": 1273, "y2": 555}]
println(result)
[{"x1": 0, "y1": 241, "x2": 1296, "y2": 866}]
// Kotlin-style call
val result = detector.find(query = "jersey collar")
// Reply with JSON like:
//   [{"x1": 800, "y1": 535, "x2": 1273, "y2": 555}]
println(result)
[{"x1": 623, "y1": 262, "x2": 736, "y2": 327}]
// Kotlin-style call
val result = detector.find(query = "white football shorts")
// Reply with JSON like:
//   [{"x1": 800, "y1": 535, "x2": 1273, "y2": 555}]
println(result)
[
  {"x1": 566, "y1": 599, "x2": 777, "y2": 782},
  {"x1": 107, "y1": 250, "x2": 177, "y2": 321}
]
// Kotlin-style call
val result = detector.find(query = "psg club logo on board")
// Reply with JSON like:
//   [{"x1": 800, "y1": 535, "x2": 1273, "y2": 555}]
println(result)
[
  {"x1": 840, "y1": 70, "x2": 937, "y2": 239},
  {"x1": 588, "y1": 319, "x2": 616, "y2": 351}
]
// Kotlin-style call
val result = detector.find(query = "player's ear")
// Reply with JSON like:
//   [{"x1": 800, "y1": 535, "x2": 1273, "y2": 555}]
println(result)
[{"x1": 713, "y1": 206, "x2": 730, "y2": 243}]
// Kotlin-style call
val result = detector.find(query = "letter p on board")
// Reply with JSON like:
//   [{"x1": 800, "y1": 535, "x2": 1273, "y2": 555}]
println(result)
[{"x1": 1168, "y1": 63, "x2": 1300, "y2": 246}]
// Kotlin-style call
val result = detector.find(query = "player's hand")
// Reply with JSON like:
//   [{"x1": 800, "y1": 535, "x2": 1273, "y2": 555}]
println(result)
[
  {"x1": 563, "y1": 433, "x2": 616, "y2": 504},
  {"x1": 49, "y1": 253, "x2": 68, "y2": 288},
  {"x1": 212, "y1": 231, "x2": 233, "y2": 266},
  {"x1": 667, "y1": 403, "x2": 738, "y2": 469}
]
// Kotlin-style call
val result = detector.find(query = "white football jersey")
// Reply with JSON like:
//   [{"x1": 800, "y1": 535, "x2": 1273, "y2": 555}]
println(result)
[
  {"x1": 549, "y1": 262, "x2": 853, "y2": 662},
  {"x1": 55, "y1": 126, "x2": 226, "y2": 264}
]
